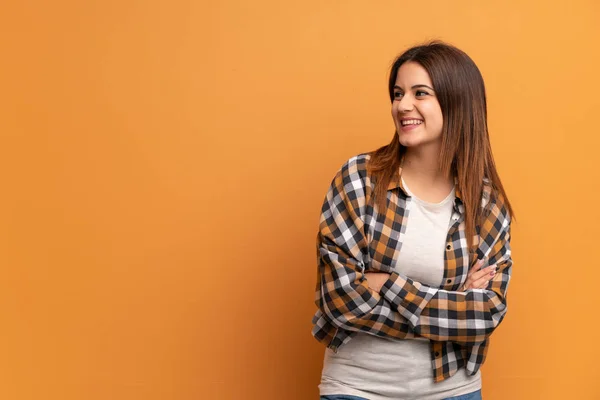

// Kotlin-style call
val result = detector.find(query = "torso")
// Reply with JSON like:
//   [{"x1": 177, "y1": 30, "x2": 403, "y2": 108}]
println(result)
[{"x1": 319, "y1": 177, "x2": 481, "y2": 400}]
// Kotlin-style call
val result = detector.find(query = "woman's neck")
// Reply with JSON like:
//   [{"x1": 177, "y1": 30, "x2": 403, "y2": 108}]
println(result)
[
  {"x1": 402, "y1": 146, "x2": 450, "y2": 184},
  {"x1": 401, "y1": 146, "x2": 454, "y2": 202}
]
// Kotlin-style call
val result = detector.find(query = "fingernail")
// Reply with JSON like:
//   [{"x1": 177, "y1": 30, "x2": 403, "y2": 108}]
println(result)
[{"x1": 490, "y1": 271, "x2": 496, "y2": 276}]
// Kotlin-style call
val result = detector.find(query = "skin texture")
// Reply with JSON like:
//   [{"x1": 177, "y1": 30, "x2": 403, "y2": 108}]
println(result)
[{"x1": 391, "y1": 61, "x2": 444, "y2": 150}]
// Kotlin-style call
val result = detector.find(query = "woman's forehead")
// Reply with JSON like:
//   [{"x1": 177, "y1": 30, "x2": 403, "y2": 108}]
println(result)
[{"x1": 394, "y1": 62, "x2": 433, "y2": 86}]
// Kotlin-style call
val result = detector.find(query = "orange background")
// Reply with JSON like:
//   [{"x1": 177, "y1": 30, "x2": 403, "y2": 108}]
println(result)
[{"x1": 1, "y1": 1, "x2": 599, "y2": 399}]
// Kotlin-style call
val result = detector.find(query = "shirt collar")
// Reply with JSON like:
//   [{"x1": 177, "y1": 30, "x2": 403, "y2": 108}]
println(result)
[{"x1": 386, "y1": 160, "x2": 464, "y2": 205}]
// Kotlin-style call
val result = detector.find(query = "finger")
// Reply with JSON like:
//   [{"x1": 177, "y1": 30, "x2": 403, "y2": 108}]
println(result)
[
  {"x1": 466, "y1": 260, "x2": 486, "y2": 280},
  {"x1": 470, "y1": 278, "x2": 486, "y2": 289},
  {"x1": 470, "y1": 259, "x2": 485, "y2": 273},
  {"x1": 461, "y1": 279, "x2": 470, "y2": 291},
  {"x1": 472, "y1": 273, "x2": 494, "y2": 289},
  {"x1": 463, "y1": 275, "x2": 477, "y2": 290},
  {"x1": 468, "y1": 268, "x2": 485, "y2": 280},
  {"x1": 470, "y1": 265, "x2": 496, "y2": 281}
]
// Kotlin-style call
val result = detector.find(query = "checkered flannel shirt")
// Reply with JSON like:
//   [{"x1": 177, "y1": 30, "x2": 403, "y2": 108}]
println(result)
[{"x1": 312, "y1": 153, "x2": 513, "y2": 382}]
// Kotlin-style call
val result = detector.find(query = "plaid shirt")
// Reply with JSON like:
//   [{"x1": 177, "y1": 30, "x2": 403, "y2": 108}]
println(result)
[{"x1": 312, "y1": 153, "x2": 513, "y2": 382}]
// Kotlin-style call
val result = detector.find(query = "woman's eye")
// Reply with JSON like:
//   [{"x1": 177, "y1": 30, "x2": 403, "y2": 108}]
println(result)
[
  {"x1": 394, "y1": 92, "x2": 403, "y2": 98},
  {"x1": 416, "y1": 90, "x2": 429, "y2": 96}
]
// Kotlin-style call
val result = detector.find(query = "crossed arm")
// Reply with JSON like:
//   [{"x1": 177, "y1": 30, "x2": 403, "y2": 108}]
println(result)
[{"x1": 316, "y1": 168, "x2": 513, "y2": 346}]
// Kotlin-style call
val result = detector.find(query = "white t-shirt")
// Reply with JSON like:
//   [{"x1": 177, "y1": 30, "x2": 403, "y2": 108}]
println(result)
[{"x1": 319, "y1": 178, "x2": 481, "y2": 400}]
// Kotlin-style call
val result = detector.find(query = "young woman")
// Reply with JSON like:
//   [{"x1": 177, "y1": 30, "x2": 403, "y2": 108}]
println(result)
[{"x1": 312, "y1": 41, "x2": 514, "y2": 400}]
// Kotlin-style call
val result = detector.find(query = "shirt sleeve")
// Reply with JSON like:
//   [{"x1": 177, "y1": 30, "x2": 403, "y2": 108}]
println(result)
[
  {"x1": 315, "y1": 159, "x2": 417, "y2": 340},
  {"x1": 380, "y1": 199, "x2": 513, "y2": 346}
]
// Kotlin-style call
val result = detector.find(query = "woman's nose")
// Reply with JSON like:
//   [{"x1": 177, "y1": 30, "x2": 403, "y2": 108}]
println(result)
[{"x1": 398, "y1": 94, "x2": 414, "y2": 112}]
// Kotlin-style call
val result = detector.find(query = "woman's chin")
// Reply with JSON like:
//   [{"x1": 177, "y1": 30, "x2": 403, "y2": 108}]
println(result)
[
  {"x1": 398, "y1": 134, "x2": 440, "y2": 149},
  {"x1": 398, "y1": 138, "x2": 421, "y2": 148}
]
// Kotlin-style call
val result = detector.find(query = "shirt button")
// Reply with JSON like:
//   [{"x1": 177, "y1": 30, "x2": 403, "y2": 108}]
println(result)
[
  {"x1": 435, "y1": 352, "x2": 440, "y2": 357},
  {"x1": 446, "y1": 244, "x2": 452, "y2": 250},
  {"x1": 446, "y1": 279, "x2": 452, "y2": 283}
]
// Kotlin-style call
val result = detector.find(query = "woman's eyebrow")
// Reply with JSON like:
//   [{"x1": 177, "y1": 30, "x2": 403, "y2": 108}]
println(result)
[{"x1": 393, "y1": 84, "x2": 434, "y2": 91}]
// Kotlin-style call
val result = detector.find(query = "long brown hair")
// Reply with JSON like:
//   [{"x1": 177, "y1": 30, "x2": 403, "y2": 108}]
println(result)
[{"x1": 368, "y1": 41, "x2": 514, "y2": 250}]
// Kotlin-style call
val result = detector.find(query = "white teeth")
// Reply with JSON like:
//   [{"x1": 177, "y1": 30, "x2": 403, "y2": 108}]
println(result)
[{"x1": 401, "y1": 119, "x2": 423, "y2": 126}]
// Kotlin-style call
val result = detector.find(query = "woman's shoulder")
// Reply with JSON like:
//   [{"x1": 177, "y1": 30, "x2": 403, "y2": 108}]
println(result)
[
  {"x1": 339, "y1": 152, "x2": 371, "y2": 171},
  {"x1": 332, "y1": 152, "x2": 372, "y2": 179},
  {"x1": 481, "y1": 179, "x2": 512, "y2": 223},
  {"x1": 327, "y1": 152, "x2": 374, "y2": 193}
]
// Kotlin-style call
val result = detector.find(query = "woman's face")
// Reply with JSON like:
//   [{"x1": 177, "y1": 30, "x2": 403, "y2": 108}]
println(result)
[{"x1": 391, "y1": 61, "x2": 444, "y2": 149}]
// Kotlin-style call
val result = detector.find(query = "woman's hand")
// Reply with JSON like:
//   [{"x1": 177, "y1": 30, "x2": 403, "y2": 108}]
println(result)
[
  {"x1": 364, "y1": 272, "x2": 391, "y2": 293},
  {"x1": 365, "y1": 259, "x2": 496, "y2": 294},
  {"x1": 462, "y1": 259, "x2": 496, "y2": 291}
]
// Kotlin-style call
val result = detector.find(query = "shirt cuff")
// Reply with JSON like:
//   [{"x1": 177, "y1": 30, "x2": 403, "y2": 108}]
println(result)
[{"x1": 381, "y1": 271, "x2": 439, "y2": 327}]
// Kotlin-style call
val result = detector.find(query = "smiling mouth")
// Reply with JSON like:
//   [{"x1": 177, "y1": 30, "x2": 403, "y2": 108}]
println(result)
[{"x1": 400, "y1": 119, "x2": 423, "y2": 126}]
